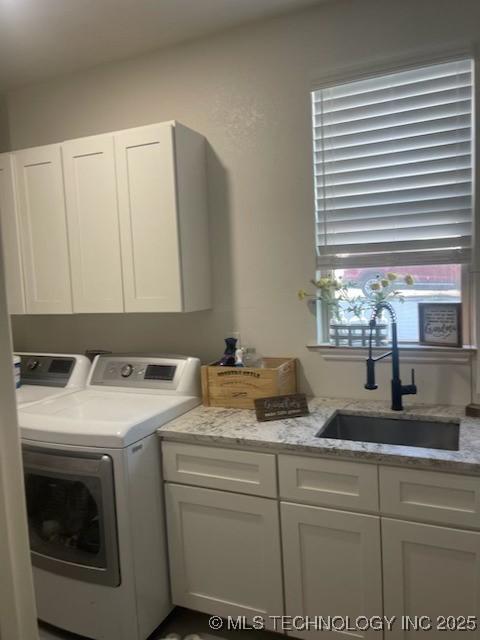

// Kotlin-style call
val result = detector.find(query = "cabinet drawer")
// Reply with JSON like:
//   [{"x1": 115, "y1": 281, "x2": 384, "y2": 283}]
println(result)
[
  {"x1": 162, "y1": 442, "x2": 277, "y2": 497},
  {"x1": 380, "y1": 465, "x2": 480, "y2": 528},
  {"x1": 279, "y1": 454, "x2": 378, "y2": 511}
]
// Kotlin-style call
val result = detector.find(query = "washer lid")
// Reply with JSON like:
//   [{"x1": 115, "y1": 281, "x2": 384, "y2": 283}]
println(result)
[
  {"x1": 16, "y1": 385, "x2": 80, "y2": 407},
  {"x1": 18, "y1": 389, "x2": 200, "y2": 448}
]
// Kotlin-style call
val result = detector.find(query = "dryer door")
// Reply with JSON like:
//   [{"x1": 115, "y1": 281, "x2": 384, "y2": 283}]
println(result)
[{"x1": 22, "y1": 446, "x2": 120, "y2": 586}]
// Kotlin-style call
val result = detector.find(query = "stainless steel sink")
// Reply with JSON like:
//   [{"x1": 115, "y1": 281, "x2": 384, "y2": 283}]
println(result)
[{"x1": 317, "y1": 412, "x2": 460, "y2": 451}]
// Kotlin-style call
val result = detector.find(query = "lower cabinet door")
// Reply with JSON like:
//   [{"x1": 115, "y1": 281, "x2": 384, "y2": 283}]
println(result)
[
  {"x1": 382, "y1": 518, "x2": 480, "y2": 639},
  {"x1": 281, "y1": 502, "x2": 383, "y2": 639},
  {"x1": 165, "y1": 483, "x2": 284, "y2": 627}
]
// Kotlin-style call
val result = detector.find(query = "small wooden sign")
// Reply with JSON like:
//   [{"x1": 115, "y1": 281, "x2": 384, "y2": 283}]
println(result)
[
  {"x1": 255, "y1": 393, "x2": 309, "y2": 422},
  {"x1": 418, "y1": 303, "x2": 462, "y2": 347}
]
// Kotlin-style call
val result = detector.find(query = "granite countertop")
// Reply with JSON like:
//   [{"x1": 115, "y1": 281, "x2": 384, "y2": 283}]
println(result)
[{"x1": 158, "y1": 397, "x2": 480, "y2": 475}]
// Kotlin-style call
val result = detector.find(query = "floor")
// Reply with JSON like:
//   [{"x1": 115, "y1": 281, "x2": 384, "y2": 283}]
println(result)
[{"x1": 38, "y1": 607, "x2": 280, "y2": 640}]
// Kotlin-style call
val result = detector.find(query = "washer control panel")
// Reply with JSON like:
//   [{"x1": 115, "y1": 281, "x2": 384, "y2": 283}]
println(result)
[
  {"x1": 101, "y1": 360, "x2": 177, "y2": 383},
  {"x1": 87, "y1": 354, "x2": 204, "y2": 396},
  {"x1": 89, "y1": 354, "x2": 201, "y2": 396}
]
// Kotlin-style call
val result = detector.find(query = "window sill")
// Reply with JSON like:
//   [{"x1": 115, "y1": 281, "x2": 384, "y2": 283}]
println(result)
[{"x1": 307, "y1": 343, "x2": 476, "y2": 365}]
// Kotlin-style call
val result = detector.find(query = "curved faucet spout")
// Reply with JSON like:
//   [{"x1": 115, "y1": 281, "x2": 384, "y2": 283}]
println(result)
[
  {"x1": 364, "y1": 300, "x2": 417, "y2": 411},
  {"x1": 370, "y1": 300, "x2": 397, "y2": 324}
]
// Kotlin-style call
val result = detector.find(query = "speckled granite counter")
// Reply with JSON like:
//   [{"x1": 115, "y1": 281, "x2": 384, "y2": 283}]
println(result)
[{"x1": 158, "y1": 398, "x2": 480, "y2": 475}]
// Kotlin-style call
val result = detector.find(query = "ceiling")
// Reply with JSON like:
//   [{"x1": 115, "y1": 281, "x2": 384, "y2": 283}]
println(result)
[{"x1": 0, "y1": 0, "x2": 327, "y2": 91}]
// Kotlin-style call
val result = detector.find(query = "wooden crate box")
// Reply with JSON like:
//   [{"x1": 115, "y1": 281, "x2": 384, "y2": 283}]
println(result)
[{"x1": 201, "y1": 357, "x2": 296, "y2": 409}]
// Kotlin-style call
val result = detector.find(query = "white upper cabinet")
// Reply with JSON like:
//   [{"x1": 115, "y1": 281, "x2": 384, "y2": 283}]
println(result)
[
  {"x1": 15, "y1": 144, "x2": 72, "y2": 314},
  {"x1": 62, "y1": 135, "x2": 124, "y2": 313},
  {"x1": 115, "y1": 122, "x2": 211, "y2": 312},
  {"x1": 0, "y1": 121, "x2": 210, "y2": 315},
  {"x1": 0, "y1": 153, "x2": 25, "y2": 314}
]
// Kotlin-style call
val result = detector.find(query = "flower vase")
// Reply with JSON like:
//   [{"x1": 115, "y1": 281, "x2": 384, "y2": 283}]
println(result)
[
  {"x1": 329, "y1": 309, "x2": 349, "y2": 346},
  {"x1": 349, "y1": 313, "x2": 367, "y2": 345}
]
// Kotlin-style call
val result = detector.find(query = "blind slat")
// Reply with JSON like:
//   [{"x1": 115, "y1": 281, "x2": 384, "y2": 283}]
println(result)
[
  {"x1": 323, "y1": 210, "x2": 471, "y2": 234},
  {"x1": 317, "y1": 184, "x2": 471, "y2": 212},
  {"x1": 317, "y1": 167, "x2": 471, "y2": 193},
  {"x1": 317, "y1": 223, "x2": 471, "y2": 247},
  {"x1": 319, "y1": 157, "x2": 471, "y2": 185},
  {"x1": 318, "y1": 142, "x2": 471, "y2": 174},
  {"x1": 318, "y1": 102, "x2": 471, "y2": 139},
  {"x1": 319, "y1": 235, "x2": 471, "y2": 255},
  {"x1": 319, "y1": 59, "x2": 472, "y2": 99},
  {"x1": 316, "y1": 248, "x2": 470, "y2": 269},
  {"x1": 316, "y1": 197, "x2": 471, "y2": 222},
  {"x1": 315, "y1": 73, "x2": 472, "y2": 112},
  {"x1": 317, "y1": 88, "x2": 471, "y2": 127},
  {"x1": 312, "y1": 58, "x2": 474, "y2": 267},
  {"x1": 318, "y1": 130, "x2": 471, "y2": 162},
  {"x1": 317, "y1": 115, "x2": 471, "y2": 148}
]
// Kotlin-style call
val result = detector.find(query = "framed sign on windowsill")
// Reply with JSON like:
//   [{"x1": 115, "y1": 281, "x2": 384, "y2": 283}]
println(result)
[{"x1": 418, "y1": 303, "x2": 462, "y2": 348}]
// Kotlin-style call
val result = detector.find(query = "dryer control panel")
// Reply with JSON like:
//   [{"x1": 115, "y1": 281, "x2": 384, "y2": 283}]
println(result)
[
  {"x1": 16, "y1": 353, "x2": 92, "y2": 390},
  {"x1": 20, "y1": 355, "x2": 74, "y2": 388}
]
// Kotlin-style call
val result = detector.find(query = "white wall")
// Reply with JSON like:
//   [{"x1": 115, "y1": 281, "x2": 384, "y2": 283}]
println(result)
[{"x1": 6, "y1": 0, "x2": 480, "y2": 405}]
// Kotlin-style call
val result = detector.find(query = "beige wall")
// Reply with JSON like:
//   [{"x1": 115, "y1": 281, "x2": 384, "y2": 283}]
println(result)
[
  {"x1": 0, "y1": 94, "x2": 10, "y2": 152},
  {"x1": 6, "y1": 0, "x2": 480, "y2": 404}
]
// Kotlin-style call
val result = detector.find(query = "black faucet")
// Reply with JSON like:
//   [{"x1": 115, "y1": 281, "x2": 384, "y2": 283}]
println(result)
[{"x1": 365, "y1": 301, "x2": 417, "y2": 411}]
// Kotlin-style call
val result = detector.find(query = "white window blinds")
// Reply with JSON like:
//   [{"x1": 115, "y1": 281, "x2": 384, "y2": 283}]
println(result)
[{"x1": 312, "y1": 58, "x2": 474, "y2": 268}]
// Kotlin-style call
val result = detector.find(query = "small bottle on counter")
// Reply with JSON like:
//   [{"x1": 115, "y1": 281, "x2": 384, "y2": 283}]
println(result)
[
  {"x1": 243, "y1": 347, "x2": 263, "y2": 368},
  {"x1": 218, "y1": 337, "x2": 237, "y2": 366},
  {"x1": 235, "y1": 346, "x2": 245, "y2": 367}
]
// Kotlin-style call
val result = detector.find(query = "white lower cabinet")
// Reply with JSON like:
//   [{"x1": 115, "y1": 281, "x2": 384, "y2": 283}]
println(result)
[
  {"x1": 165, "y1": 483, "x2": 284, "y2": 627},
  {"x1": 163, "y1": 444, "x2": 480, "y2": 638},
  {"x1": 281, "y1": 502, "x2": 383, "y2": 639},
  {"x1": 382, "y1": 518, "x2": 480, "y2": 639}
]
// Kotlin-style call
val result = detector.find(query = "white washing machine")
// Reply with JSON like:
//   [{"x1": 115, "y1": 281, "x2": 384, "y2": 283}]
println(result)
[
  {"x1": 18, "y1": 353, "x2": 201, "y2": 640},
  {"x1": 16, "y1": 352, "x2": 91, "y2": 407}
]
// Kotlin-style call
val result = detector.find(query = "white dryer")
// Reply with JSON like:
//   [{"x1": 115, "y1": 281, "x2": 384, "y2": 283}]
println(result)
[
  {"x1": 16, "y1": 352, "x2": 91, "y2": 407},
  {"x1": 18, "y1": 353, "x2": 202, "y2": 640}
]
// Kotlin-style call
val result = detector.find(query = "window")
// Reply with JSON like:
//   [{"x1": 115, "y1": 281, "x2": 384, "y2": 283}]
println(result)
[
  {"x1": 311, "y1": 58, "x2": 473, "y2": 345},
  {"x1": 334, "y1": 264, "x2": 461, "y2": 342}
]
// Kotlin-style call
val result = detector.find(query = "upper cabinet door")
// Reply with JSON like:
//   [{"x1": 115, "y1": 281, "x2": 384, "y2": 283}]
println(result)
[
  {"x1": 0, "y1": 153, "x2": 25, "y2": 314},
  {"x1": 173, "y1": 123, "x2": 211, "y2": 312},
  {"x1": 15, "y1": 144, "x2": 72, "y2": 314},
  {"x1": 115, "y1": 124, "x2": 183, "y2": 312},
  {"x1": 62, "y1": 135, "x2": 124, "y2": 313}
]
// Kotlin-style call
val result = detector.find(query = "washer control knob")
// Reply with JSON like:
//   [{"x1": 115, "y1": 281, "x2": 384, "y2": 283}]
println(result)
[
  {"x1": 27, "y1": 359, "x2": 40, "y2": 371},
  {"x1": 121, "y1": 364, "x2": 134, "y2": 378}
]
